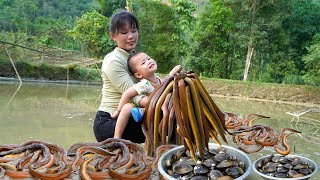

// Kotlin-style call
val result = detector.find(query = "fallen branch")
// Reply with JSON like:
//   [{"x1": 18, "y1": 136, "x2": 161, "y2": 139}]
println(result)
[
  {"x1": 288, "y1": 109, "x2": 320, "y2": 146},
  {"x1": 286, "y1": 109, "x2": 316, "y2": 117},
  {"x1": 286, "y1": 108, "x2": 320, "y2": 123}
]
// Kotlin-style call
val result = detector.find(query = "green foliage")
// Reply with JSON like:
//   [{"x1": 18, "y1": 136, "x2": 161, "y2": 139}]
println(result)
[
  {"x1": 34, "y1": 17, "x2": 79, "y2": 49},
  {"x1": 69, "y1": 66, "x2": 101, "y2": 81},
  {"x1": 1, "y1": 0, "x2": 319, "y2": 86},
  {"x1": 0, "y1": 0, "x2": 94, "y2": 49},
  {"x1": 262, "y1": 0, "x2": 320, "y2": 85},
  {"x1": 283, "y1": 74, "x2": 304, "y2": 85},
  {"x1": 256, "y1": 64, "x2": 274, "y2": 83},
  {"x1": 217, "y1": 0, "x2": 320, "y2": 85},
  {"x1": 0, "y1": 31, "x2": 36, "y2": 61},
  {"x1": 283, "y1": 0, "x2": 320, "y2": 71},
  {"x1": 225, "y1": 0, "x2": 289, "y2": 82},
  {"x1": 96, "y1": 0, "x2": 126, "y2": 16},
  {"x1": 302, "y1": 34, "x2": 320, "y2": 86},
  {"x1": 134, "y1": 0, "x2": 181, "y2": 73},
  {"x1": 68, "y1": 10, "x2": 112, "y2": 58},
  {"x1": 169, "y1": 0, "x2": 196, "y2": 61},
  {"x1": 185, "y1": 0, "x2": 233, "y2": 78}
]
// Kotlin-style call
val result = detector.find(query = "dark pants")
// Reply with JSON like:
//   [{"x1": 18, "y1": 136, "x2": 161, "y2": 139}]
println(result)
[{"x1": 93, "y1": 111, "x2": 145, "y2": 143}]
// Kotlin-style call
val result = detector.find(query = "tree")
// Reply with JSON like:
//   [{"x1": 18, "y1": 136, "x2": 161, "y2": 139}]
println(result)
[
  {"x1": 169, "y1": 0, "x2": 196, "y2": 63},
  {"x1": 302, "y1": 34, "x2": 320, "y2": 86},
  {"x1": 282, "y1": 0, "x2": 320, "y2": 74},
  {"x1": 225, "y1": 0, "x2": 302, "y2": 83},
  {"x1": 230, "y1": 0, "x2": 283, "y2": 81},
  {"x1": 186, "y1": 0, "x2": 233, "y2": 78},
  {"x1": 259, "y1": 0, "x2": 320, "y2": 84},
  {"x1": 68, "y1": 10, "x2": 111, "y2": 58},
  {"x1": 96, "y1": 0, "x2": 126, "y2": 17},
  {"x1": 0, "y1": 0, "x2": 94, "y2": 49},
  {"x1": 126, "y1": 0, "x2": 133, "y2": 12},
  {"x1": 134, "y1": 0, "x2": 181, "y2": 73}
]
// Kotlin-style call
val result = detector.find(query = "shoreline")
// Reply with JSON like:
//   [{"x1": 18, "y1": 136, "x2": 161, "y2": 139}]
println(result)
[
  {"x1": 0, "y1": 76, "x2": 101, "y2": 86},
  {"x1": 1, "y1": 76, "x2": 319, "y2": 108},
  {"x1": 211, "y1": 94, "x2": 320, "y2": 108}
]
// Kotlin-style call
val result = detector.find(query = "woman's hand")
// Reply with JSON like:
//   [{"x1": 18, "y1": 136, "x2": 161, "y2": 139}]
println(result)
[
  {"x1": 111, "y1": 109, "x2": 120, "y2": 119},
  {"x1": 169, "y1": 65, "x2": 182, "y2": 77}
]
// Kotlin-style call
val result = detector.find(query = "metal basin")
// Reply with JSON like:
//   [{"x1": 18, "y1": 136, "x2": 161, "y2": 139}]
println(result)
[
  {"x1": 158, "y1": 143, "x2": 253, "y2": 180},
  {"x1": 252, "y1": 154, "x2": 319, "y2": 180}
]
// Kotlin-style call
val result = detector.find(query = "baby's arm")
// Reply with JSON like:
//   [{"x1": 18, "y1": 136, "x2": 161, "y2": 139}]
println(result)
[
  {"x1": 169, "y1": 65, "x2": 182, "y2": 77},
  {"x1": 161, "y1": 65, "x2": 182, "y2": 83},
  {"x1": 111, "y1": 87, "x2": 138, "y2": 119}
]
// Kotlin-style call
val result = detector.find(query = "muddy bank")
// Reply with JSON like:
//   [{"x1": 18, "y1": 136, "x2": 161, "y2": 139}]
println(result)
[{"x1": 201, "y1": 78, "x2": 320, "y2": 106}]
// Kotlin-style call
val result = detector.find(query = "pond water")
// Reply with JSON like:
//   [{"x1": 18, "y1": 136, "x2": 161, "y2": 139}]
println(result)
[{"x1": 0, "y1": 81, "x2": 319, "y2": 179}]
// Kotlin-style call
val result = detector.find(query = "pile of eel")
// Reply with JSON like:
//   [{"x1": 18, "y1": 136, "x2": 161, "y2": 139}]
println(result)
[
  {"x1": 224, "y1": 112, "x2": 302, "y2": 155},
  {"x1": 0, "y1": 140, "x2": 72, "y2": 179},
  {"x1": 0, "y1": 138, "x2": 154, "y2": 179},
  {"x1": 68, "y1": 138, "x2": 153, "y2": 180},
  {"x1": 142, "y1": 71, "x2": 228, "y2": 161}
]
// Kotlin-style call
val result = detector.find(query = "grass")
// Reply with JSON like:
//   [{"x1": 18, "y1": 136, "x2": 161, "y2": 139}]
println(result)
[
  {"x1": 157, "y1": 74, "x2": 320, "y2": 105},
  {"x1": 200, "y1": 77, "x2": 320, "y2": 105}
]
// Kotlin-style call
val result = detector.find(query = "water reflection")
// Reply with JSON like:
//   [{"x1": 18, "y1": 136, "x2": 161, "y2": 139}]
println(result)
[
  {"x1": 0, "y1": 81, "x2": 100, "y2": 150},
  {"x1": 0, "y1": 81, "x2": 319, "y2": 179}
]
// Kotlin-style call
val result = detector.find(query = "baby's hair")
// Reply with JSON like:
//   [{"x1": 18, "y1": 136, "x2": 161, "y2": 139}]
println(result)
[
  {"x1": 128, "y1": 51, "x2": 142, "y2": 75},
  {"x1": 109, "y1": 10, "x2": 139, "y2": 34}
]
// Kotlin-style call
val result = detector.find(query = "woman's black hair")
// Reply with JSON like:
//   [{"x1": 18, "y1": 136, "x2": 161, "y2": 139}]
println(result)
[
  {"x1": 128, "y1": 51, "x2": 142, "y2": 75},
  {"x1": 109, "y1": 10, "x2": 139, "y2": 34}
]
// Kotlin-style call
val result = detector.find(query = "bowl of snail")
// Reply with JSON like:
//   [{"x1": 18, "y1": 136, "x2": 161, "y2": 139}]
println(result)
[
  {"x1": 252, "y1": 154, "x2": 318, "y2": 180},
  {"x1": 158, "y1": 143, "x2": 253, "y2": 180}
]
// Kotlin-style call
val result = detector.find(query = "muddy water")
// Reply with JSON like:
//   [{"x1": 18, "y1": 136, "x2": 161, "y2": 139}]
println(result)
[
  {"x1": 0, "y1": 81, "x2": 99, "y2": 149},
  {"x1": 0, "y1": 81, "x2": 319, "y2": 179}
]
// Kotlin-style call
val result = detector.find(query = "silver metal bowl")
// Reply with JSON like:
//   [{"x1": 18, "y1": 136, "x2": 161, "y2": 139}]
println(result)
[
  {"x1": 252, "y1": 154, "x2": 319, "y2": 180},
  {"x1": 158, "y1": 143, "x2": 253, "y2": 180}
]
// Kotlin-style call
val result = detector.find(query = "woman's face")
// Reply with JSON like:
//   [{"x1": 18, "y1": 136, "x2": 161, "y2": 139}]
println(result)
[{"x1": 110, "y1": 24, "x2": 139, "y2": 51}]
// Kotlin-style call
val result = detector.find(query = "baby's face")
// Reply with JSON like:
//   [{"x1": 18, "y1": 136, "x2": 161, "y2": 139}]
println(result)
[{"x1": 132, "y1": 53, "x2": 157, "y2": 78}]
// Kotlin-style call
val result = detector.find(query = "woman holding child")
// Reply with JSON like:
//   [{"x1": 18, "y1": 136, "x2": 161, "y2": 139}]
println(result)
[
  {"x1": 93, "y1": 10, "x2": 145, "y2": 143},
  {"x1": 93, "y1": 10, "x2": 180, "y2": 143}
]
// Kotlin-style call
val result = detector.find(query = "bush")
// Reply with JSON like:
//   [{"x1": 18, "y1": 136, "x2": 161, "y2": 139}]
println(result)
[{"x1": 283, "y1": 74, "x2": 304, "y2": 85}]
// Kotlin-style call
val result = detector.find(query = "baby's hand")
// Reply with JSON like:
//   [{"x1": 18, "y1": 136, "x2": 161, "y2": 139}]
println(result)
[
  {"x1": 111, "y1": 110, "x2": 120, "y2": 119},
  {"x1": 169, "y1": 65, "x2": 182, "y2": 77}
]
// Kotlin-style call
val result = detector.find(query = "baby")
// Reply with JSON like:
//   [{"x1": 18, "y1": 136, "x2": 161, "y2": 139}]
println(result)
[{"x1": 111, "y1": 51, "x2": 181, "y2": 138}]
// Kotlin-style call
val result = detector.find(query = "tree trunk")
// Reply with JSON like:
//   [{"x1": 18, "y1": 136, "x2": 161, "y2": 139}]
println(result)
[
  {"x1": 243, "y1": 42, "x2": 254, "y2": 81},
  {"x1": 126, "y1": 0, "x2": 132, "y2": 13}
]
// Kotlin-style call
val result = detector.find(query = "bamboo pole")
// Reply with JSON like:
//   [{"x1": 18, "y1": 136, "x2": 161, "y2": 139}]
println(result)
[{"x1": 5, "y1": 45, "x2": 22, "y2": 84}]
